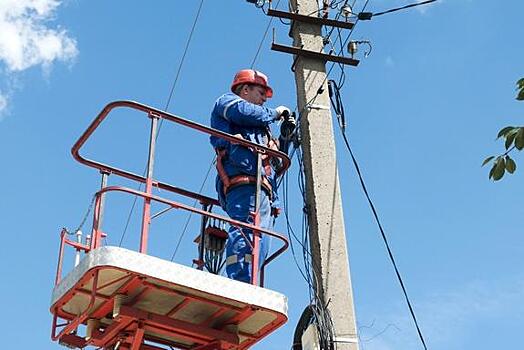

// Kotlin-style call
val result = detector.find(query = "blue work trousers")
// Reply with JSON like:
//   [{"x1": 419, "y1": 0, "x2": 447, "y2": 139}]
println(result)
[{"x1": 225, "y1": 184, "x2": 272, "y2": 283}]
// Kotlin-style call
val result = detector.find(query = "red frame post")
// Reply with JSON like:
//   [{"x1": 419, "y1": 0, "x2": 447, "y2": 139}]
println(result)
[{"x1": 55, "y1": 228, "x2": 67, "y2": 285}]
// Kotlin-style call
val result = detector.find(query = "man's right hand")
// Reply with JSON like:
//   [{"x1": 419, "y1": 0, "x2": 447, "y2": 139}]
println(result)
[{"x1": 275, "y1": 106, "x2": 291, "y2": 120}]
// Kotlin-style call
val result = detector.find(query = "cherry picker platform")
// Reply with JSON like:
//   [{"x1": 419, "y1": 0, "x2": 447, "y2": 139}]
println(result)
[{"x1": 51, "y1": 101, "x2": 291, "y2": 350}]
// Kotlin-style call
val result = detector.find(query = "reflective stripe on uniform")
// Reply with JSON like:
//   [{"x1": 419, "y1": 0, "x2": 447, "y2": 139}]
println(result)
[
  {"x1": 226, "y1": 254, "x2": 253, "y2": 266},
  {"x1": 223, "y1": 98, "x2": 243, "y2": 120}
]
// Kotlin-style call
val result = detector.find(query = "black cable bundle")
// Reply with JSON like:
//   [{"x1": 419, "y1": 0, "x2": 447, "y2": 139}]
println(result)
[
  {"x1": 328, "y1": 79, "x2": 346, "y2": 131},
  {"x1": 283, "y1": 147, "x2": 339, "y2": 350}
]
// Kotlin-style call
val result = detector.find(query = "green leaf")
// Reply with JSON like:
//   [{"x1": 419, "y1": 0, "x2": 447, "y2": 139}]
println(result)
[
  {"x1": 493, "y1": 157, "x2": 506, "y2": 181},
  {"x1": 505, "y1": 156, "x2": 516, "y2": 174},
  {"x1": 482, "y1": 156, "x2": 495, "y2": 167},
  {"x1": 497, "y1": 126, "x2": 514, "y2": 139},
  {"x1": 516, "y1": 128, "x2": 524, "y2": 150},
  {"x1": 517, "y1": 79, "x2": 524, "y2": 100},
  {"x1": 518, "y1": 89, "x2": 524, "y2": 101},
  {"x1": 489, "y1": 163, "x2": 496, "y2": 179},
  {"x1": 505, "y1": 130, "x2": 518, "y2": 150}
]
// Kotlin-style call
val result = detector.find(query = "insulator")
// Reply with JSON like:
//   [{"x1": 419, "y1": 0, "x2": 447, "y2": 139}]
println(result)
[
  {"x1": 341, "y1": 4, "x2": 353, "y2": 18},
  {"x1": 348, "y1": 41, "x2": 358, "y2": 57}
]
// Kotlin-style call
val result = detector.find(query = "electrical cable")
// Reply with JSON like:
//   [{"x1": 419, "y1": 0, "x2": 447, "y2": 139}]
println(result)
[
  {"x1": 171, "y1": 0, "x2": 285, "y2": 261},
  {"x1": 340, "y1": 130, "x2": 429, "y2": 350},
  {"x1": 119, "y1": 198, "x2": 138, "y2": 247},
  {"x1": 65, "y1": 195, "x2": 96, "y2": 236},
  {"x1": 283, "y1": 144, "x2": 339, "y2": 350},
  {"x1": 163, "y1": 0, "x2": 206, "y2": 114},
  {"x1": 293, "y1": 0, "x2": 366, "y2": 114},
  {"x1": 328, "y1": 80, "x2": 346, "y2": 130},
  {"x1": 359, "y1": 0, "x2": 437, "y2": 20},
  {"x1": 328, "y1": 80, "x2": 429, "y2": 350},
  {"x1": 277, "y1": 19, "x2": 359, "y2": 344},
  {"x1": 278, "y1": 0, "x2": 433, "y2": 347},
  {"x1": 250, "y1": 0, "x2": 283, "y2": 69},
  {"x1": 284, "y1": 1, "x2": 433, "y2": 345},
  {"x1": 283, "y1": 174, "x2": 310, "y2": 283},
  {"x1": 118, "y1": 0, "x2": 207, "y2": 248},
  {"x1": 170, "y1": 158, "x2": 215, "y2": 261},
  {"x1": 168, "y1": 0, "x2": 287, "y2": 262}
]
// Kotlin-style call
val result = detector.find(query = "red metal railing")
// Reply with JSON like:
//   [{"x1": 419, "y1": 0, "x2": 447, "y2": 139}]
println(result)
[
  {"x1": 56, "y1": 100, "x2": 291, "y2": 286},
  {"x1": 55, "y1": 228, "x2": 91, "y2": 285}
]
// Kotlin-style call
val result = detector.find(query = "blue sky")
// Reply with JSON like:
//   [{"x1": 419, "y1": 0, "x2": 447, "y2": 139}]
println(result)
[{"x1": 1, "y1": 1, "x2": 523, "y2": 350}]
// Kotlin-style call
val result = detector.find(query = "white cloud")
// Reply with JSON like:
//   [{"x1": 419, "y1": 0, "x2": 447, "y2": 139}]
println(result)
[
  {"x1": 0, "y1": 91, "x2": 8, "y2": 118},
  {"x1": 0, "y1": 0, "x2": 77, "y2": 118},
  {"x1": 0, "y1": 0, "x2": 77, "y2": 71}
]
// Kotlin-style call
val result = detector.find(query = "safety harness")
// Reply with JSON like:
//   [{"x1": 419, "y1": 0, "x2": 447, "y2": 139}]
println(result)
[
  {"x1": 215, "y1": 148, "x2": 273, "y2": 199},
  {"x1": 215, "y1": 125, "x2": 280, "y2": 200}
]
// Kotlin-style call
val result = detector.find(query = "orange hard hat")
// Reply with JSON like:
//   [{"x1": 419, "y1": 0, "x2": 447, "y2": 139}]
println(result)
[{"x1": 231, "y1": 69, "x2": 273, "y2": 98}]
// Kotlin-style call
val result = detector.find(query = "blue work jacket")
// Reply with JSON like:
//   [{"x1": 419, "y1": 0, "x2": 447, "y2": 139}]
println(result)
[{"x1": 210, "y1": 92, "x2": 281, "y2": 208}]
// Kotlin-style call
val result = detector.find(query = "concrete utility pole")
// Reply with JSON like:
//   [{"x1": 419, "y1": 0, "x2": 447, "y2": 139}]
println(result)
[{"x1": 289, "y1": 0, "x2": 359, "y2": 348}]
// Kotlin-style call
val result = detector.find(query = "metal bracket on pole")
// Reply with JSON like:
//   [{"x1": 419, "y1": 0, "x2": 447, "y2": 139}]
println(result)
[{"x1": 334, "y1": 337, "x2": 359, "y2": 344}]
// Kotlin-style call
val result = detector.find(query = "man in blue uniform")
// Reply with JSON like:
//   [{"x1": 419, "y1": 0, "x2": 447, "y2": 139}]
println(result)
[{"x1": 210, "y1": 69, "x2": 291, "y2": 283}]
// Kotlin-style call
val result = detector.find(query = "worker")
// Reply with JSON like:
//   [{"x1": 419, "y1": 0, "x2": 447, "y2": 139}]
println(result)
[{"x1": 210, "y1": 69, "x2": 293, "y2": 283}]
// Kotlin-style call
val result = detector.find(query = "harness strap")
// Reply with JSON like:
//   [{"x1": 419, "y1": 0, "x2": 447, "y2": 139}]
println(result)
[
  {"x1": 215, "y1": 148, "x2": 231, "y2": 189},
  {"x1": 228, "y1": 175, "x2": 272, "y2": 197},
  {"x1": 215, "y1": 148, "x2": 273, "y2": 199}
]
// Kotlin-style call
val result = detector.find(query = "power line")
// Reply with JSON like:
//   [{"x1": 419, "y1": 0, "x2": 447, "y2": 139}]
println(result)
[
  {"x1": 163, "y1": 0, "x2": 206, "y2": 112},
  {"x1": 328, "y1": 80, "x2": 429, "y2": 350},
  {"x1": 294, "y1": 0, "x2": 368, "y2": 114},
  {"x1": 170, "y1": 157, "x2": 215, "y2": 261},
  {"x1": 359, "y1": 0, "x2": 437, "y2": 20},
  {"x1": 250, "y1": 0, "x2": 282, "y2": 69},
  {"x1": 283, "y1": 147, "x2": 338, "y2": 350},
  {"x1": 118, "y1": 1, "x2": 206, "y2": 248},
  {"x1": 283, "y1": 2, "x2": 430, "y2": 346},
  {"x1": 340, "y1": 130, "x2": 429, "y2": 350}
]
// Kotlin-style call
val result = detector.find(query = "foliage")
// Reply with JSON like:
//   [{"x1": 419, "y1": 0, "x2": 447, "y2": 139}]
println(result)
[{"x1": 483, "y1": 78, "x2": 524, "y2": 181}]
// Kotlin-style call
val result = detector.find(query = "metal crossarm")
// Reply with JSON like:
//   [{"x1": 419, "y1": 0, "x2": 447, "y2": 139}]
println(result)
[
  {"x1": 267, "y1": 8, "x2": 355, "y2": 30},
  {"x1": 271, "y1": 42, "x2": 360, "y2": 66}
]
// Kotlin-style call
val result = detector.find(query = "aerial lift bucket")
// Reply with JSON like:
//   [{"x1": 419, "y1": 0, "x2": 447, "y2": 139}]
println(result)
[
  {"x1": 50, "y1": 101, "x2": 291, "y2": 350},
  {"x1": 51, "y1": 246, "x2": 288, "y2": 350}
]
